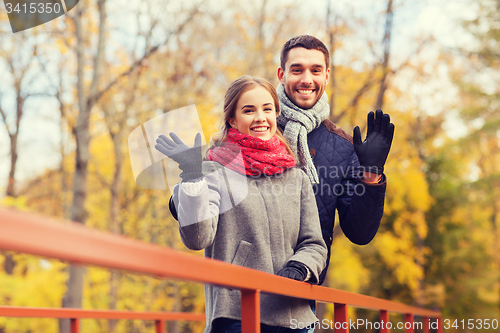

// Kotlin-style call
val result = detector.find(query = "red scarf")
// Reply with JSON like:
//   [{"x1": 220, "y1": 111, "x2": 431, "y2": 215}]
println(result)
[{"x1": 208, "y1": 128, "x2": 296, "y2": 176}]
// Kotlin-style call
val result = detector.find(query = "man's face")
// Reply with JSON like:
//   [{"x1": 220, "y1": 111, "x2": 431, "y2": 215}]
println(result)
[{"x1": 277, "y1": 47, "x2": 330, "y2": 110}]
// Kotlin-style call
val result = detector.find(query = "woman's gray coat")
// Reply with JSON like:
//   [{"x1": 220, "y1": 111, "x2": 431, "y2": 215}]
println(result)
[{"x1": 173, "y1": 161, "x2": 327, "y2": 332}]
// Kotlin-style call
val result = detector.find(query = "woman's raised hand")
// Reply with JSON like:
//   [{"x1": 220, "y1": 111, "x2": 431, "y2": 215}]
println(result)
[{"x1": 155, "y1": 132, "x2": 203, "y2": 181}]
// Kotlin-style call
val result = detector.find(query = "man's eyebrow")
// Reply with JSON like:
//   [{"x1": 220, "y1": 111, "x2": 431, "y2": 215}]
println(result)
[{"x1": 289, "y1": 63, "x2": 324, "y2": 68}]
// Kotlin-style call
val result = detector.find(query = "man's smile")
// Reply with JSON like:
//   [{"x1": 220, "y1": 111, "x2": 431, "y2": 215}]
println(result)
[{"x1": 297, "y1": 89, "x2": 314, "y2": 95}]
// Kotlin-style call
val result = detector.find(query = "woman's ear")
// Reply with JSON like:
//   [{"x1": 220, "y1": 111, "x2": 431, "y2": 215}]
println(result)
[{"x1": 229, "y1": 118, "x2": 236, "y2": 129}]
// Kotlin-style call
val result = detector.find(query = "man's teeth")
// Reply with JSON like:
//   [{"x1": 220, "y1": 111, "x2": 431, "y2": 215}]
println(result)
[
  {"x1": 252, "y1": 127, "x2": 268, "y2": 132},
  {"x1": 298, "y1": 89, "x2": 313, "y2": 95}
]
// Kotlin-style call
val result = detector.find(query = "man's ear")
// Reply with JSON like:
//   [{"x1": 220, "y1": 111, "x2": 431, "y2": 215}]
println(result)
[
  {"x1": 277, "y1": 67, "x2": 285, "y2": 85},
  {"x1": 325, "y1": 67, "x2": 331, "y2": 85}
]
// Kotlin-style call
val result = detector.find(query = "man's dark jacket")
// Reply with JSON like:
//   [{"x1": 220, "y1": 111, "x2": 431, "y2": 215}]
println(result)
[{"x1": 303, "y1": 119, "x2": 386, "y2": 285}]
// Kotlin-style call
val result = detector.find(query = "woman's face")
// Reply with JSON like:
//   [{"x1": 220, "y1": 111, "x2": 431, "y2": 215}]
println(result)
[{"x1": 229, "y1": 86, "x2": 277, "y2": 141}]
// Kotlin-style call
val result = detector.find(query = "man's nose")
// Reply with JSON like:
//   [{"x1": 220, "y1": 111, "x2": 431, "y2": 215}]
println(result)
[{"x1": 300, "y1": 70, "x2": 313, "y2": 84}]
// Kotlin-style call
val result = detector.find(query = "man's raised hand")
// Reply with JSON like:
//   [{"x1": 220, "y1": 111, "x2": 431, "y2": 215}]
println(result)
[{"x1": 353, "y1": 109, "x2": 395, "y2": 175}]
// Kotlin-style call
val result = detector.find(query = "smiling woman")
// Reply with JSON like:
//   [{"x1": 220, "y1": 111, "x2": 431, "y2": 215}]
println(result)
[
  {"x1": 228, "y1": 86, "x2": 277, "y2": 141},
  {"x1": 208, "y1": 75, "x2": 295, "y2": 158},
  {"x1": 156, "y1": 75, "x2": 327, "y2": 333}
]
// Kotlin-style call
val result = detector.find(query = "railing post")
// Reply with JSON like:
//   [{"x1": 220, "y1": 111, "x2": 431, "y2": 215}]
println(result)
[
  {"x1": 380, "y1": 310, "x2": 389, "y2": 333},
  {"x1": 70, "y1": 318, "x2": 79, "y2": 333},
  {"x1": 334, "y1": 303, "x2": 348, "y2": 333},
  {"x1": 423, "y1": 316, "x2": 429, "y2": 333},
  {"x1": 436, "y1": 317, "x2": 443, "y2": 333},
  {"x1": 404, "y1": 314, "x2": 414, "y2": 333},
  {"x1": 155, "y1": 319, "x2": 165, "y2": 333},
  {"x1": 241, "y1": 289, "x2": 260, "y2": 333}
]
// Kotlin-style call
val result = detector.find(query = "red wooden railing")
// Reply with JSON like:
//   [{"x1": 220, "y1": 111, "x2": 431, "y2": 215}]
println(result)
[
  {"x1": 0, "y1": 208, "x2": 442, "y2": 332},
  {"x1": 0, "y1": 307, "x2": 205, "y2": 333}
]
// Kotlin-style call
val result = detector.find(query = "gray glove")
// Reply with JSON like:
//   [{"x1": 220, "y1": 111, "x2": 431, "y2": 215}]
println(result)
[{"x1": 155, "y1": 132, "x2": 202, "y2": 182}]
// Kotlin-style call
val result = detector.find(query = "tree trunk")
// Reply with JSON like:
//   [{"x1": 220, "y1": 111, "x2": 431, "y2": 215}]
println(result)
[
  {"x1": 0, "y1": 75, "x2": 26, "y2": 330},
  {"x1": 492, "y1": 200, "x2": 500, "y2": 313},
  {"x1": 108, "y1": 271, "x2": 120, "y2": 332},
  {"x1": 3, "y1": 68, "x2": 24, "y2": 198},
  {"x1": 0, "y1": 39, "x2": 33, "y2": 333},
  {"x1": 2, "y1": 89, "x2": 21, "y2": 198},
  {"x1": 60, "y1": 0, "x2": 107, "y2": 331},
  {"x1": 62, "y1": 2, "x2": 90, "y2": 312},
  {"x1": 59, "y1": 265, "x2": 85, "y2": 332},
  {"x1": 2, "y1": 254, "x2": 15, "y2": 275},
  {"x1": 167, "y1": 283, "x2": 181, "y2": 333},
  {"x1": 326, "y1": 0, "x2": 336, "y2": 120},
  {"x1": 6, "y1": 134, "x2": 18, "y2": 197},
  {"x1": 374, "y1": 0, "x2": 393, "y2": 110},
  {"x1": 108, "y1": 130, "x2": 123, "y2": 331},
  {"x1": 60, "y1": 117, "x2": 70, "y2": 220}
]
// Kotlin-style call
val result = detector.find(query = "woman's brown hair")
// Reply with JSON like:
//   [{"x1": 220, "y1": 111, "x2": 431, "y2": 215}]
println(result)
[{"x1": 208, "y1": 75, "x2": 295, "y2": 159}]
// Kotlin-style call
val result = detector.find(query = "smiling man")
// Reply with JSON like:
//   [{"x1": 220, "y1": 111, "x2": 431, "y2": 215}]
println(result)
[
  {"x1": 276, "y1": 35, "x2": 395, "y2": 287},
  {"x1": 278, "y1": 46, "x2": 329, "y2": 110}
]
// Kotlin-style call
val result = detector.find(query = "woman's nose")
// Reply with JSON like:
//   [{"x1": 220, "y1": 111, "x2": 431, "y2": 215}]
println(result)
[{"x1": 254, "y1": 110, "x2": 266, "y2": 122}]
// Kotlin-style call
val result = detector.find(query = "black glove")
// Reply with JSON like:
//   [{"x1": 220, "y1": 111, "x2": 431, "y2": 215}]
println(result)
[
  {"x1": 155, "y1": 132, "x2": 203, "y2": 181},
  {"x1": 277, "y1": 261, "x2": 308, "y2": 282},
  {"x1": 353, "y1": 109, "x2": 395, "y2": 175}
]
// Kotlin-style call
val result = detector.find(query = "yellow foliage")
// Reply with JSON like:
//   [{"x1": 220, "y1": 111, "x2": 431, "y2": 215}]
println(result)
[
  {"x1": 374, "y1": 233, "x2": 424, "y2": 292},
  {"x1": 327, "y1": 237, "x2": 370, "y2": 293},
  {"x1": 0, "y1": 256, "x2": 67, "y2": 332},
  {"x1": 0, "y1": 196, "x2": 29, "y2": 211}
]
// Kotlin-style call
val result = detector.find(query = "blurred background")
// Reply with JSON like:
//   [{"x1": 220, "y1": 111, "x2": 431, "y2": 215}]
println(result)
[{"x1": 0, "y1": 0, "x2": 499, "y2": 332}]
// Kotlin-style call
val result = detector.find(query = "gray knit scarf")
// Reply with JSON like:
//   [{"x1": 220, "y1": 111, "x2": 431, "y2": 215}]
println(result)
[{"x1": 276, "y1": 84, "x2": 330, "y2": 184}]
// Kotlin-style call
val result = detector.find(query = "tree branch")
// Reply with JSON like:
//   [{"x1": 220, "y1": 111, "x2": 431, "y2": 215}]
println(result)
[
  {"x1": 0, "y1": 98, "x2": 11, "y2": 135},
  {"x1": 88, "y1": 0, "x2": 107, "y2": 100},
  {"x1": 87, "y1": 4, "x2": 203, "y2": 109},
  {"x1": 374, "y1": 0, "x2": 394, "y2": 110},
  {"x1": 333, "y1": 65, "x2": 378, "y2": 123}
]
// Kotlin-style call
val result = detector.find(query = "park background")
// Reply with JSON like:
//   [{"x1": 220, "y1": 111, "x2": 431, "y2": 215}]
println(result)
[{"x1": 0, "y1": 0, "x2": 499, "y2": 332}]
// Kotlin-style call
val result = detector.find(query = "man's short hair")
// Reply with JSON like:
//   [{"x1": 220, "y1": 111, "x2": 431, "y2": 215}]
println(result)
[{"x1": 280, "y1": 35, "x2": 330, "y2": 70}]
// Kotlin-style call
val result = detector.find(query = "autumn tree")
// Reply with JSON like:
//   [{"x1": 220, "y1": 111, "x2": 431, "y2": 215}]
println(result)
[
  {"x1": 433, "y1": 0, "x2": 500, "y2": 319},
  {"x1": 0, "y1": 30, "x2": 58, "y2": 333}
]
